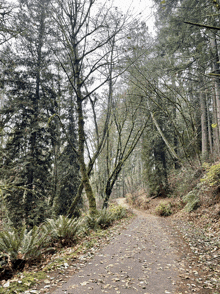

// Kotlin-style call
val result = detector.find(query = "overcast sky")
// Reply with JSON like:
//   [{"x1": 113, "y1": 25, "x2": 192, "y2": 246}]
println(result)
[{"x1": 112, "y1": 0, "x2": 155, "y2": 34}]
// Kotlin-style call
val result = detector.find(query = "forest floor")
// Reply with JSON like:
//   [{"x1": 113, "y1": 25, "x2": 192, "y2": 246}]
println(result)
[{"x1": 22, "y1": 197, "x2": 219, "y2": 294}]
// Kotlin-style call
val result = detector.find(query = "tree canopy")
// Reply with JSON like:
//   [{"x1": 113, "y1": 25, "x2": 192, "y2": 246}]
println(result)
[{"x1": 0, "y1": 0, "x2": 219, "y2": 225}]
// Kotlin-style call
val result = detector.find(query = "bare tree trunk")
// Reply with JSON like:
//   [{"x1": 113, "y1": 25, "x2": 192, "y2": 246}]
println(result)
[
  {"x1": 150, "y1": 112, "x2": 180, "y2": 162},
  {"x1": 52, "y1": 0, "x2": 128, "y2": 214},
  {"x1": 200, "y1": 91, "x2": 208, "y2": 159},
  {"x1": 206, "y1": 92, "x2": 213, "y2": 156},
  {"x1": 76, "y1": 94, "x2": 97, "y2": 216},
  {"x1": 210, "y1": 34, "x2": 220, "y2": 156},
  {"x1": 213, "y1": 82, "x2": 220, "y2": 156}
]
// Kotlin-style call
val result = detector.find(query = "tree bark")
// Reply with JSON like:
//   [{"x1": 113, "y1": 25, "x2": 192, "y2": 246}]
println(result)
[
  {"x1": 200, "y1": 91, "x2": 208, "y2": 159},
  {"x1": 210, "y1": 34, "x2": 220, "y2": 155},
  {"x1": 212, "y1": 83, "x2": 220, "y2": 156},
  {"x1": 206, "y1": 92, "x2": 213, "y2": 156},
  {"x1": 26, "y1": 1, "x2": 46, "y2": 226},
  {"x1": 76, "y1": 94, "x2": 97, "y2": 216}
]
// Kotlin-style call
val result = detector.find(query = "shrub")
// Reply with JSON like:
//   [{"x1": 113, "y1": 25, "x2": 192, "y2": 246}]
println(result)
[
  {"x1": 0, "y1": 225, "x2": 48, "y2": 266},
  {"x1": 83, "y1": 205, "x2": 127, "y2": 231},
  {"x1": 201, "y1": 162, "x2": 220, "y2": 187},
  {"x1": 44, "y1": 215, "x2": 82, "y2": 245},
  {"x1": 108, "y1": 204, "x2": 127, "y2": 220},
  {"x1": 96, "y1": 209, "x2": 113, "y2": 229},
  {"x1": 0, "y1": 206, "x2": 128, "y2": 270},
  {"x1": 155, "y1": 202, "x2": 172, "y2": 216},
  {"x1": 0, "y1": 227, "x2": 23, "y2": 261},
  {"x1": 83, "y1": 214, "x2": 98, "y2": 231},
  {"x1": 20, "y1": 225, "x2": 51, "y2": 260}
]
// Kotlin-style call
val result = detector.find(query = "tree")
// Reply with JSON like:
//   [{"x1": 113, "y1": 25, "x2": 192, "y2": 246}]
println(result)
[
  {"x1": 151, "y1": 0, "x2": 220, "y2": 163},
  {"x1": 50, "y1": 0, "x2": 129, "y2": 215},
  {"x1": 91, "y1": 85, "x2": 148, "y2": 208},
  {"x1": 51, "y1": 88, "x2": 81, "y2": 216},
  {"x1": 0, "y1": 0, "x2": 17, "y2": 45},
  {"x1": 0, "y1": 0, "x2": 56, "y2": 227}
]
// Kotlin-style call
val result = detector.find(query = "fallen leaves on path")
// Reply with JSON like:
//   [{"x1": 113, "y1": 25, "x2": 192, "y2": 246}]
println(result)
[{"x1": 171, "y1": 218, "x2": 220, "y2": 293}]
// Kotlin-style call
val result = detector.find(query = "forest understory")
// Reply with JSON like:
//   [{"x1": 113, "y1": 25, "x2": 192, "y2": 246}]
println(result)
[
  {"x1": 1, "y1": 0, "x2": 220, "y2": 293},
  {"x1": 126, "y1": 167, "x2": 220, "y2": 293},
  {"x1": 0, "y1": 164, "x2": 220, "y2": 293}
]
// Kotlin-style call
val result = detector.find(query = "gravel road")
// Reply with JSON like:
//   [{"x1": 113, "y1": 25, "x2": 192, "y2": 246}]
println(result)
[{"x1": 52, "y1": 199, "x2": 182, "y2": 294}]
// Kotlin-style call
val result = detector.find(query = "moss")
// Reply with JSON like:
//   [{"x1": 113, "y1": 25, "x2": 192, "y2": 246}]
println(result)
[
  {"x1": 42, "y1": 257, "x2": 67, "y2": 272},
  {"x1": 201, "y1": 162, "x2": 220, "y2": 187},
  {"x1": 183, "y1": 191, "x2": 200, "y2": 212},
  {"x1": 0, "y1": 271, "x2": 47, "y2": 293}
]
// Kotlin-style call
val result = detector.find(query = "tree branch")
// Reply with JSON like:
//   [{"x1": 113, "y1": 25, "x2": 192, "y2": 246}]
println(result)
[{"x1": 184, "y1": 21, "x2": 220, "y2": 30}]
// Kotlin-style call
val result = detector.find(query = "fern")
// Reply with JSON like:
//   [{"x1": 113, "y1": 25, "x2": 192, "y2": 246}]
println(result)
[
  {"x1": 96, "y1": 209, "x2": 113, "y2": 229},
  {"x1": 44, "y1": 215, "x2": 82, "y2": 243},
  {"x1": 85, "y1": 205, "x2": 127, "y2": 230},
  {"x1": 0, "y1": 226, "x2": 25, "y2": 260},
  {"x1": 0, "y1": 225, "x2": 49, "y2": 262},
  {"x1": 84, "y1": 215, "x2": 98, "y2": 230},
  {"x1": 20, "y1": 226, "x2": 49, "y2": 260}
]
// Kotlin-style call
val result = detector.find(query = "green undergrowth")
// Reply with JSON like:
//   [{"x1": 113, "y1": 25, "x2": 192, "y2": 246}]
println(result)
[
  {"x1": 0, "y1": 271, "x2": 47, "y2": 294},
  {"x1": 155, "y1": 202, "x2": 172, "y2": 216},
  {"x1": 0, "y1": 212, "x2": 132, "y2": 293},
  {"x1": 169, "y1": 165, "x2": 203, "y2": 198},
  {"x1": 168, "y1": 162, "x2": 220, "y2": 214},
  {"x1": 183, "y1": 189, "x2": 200, "y2": 212},
  {"x1": 201, "y1": 161, "x2": 220, "y2": 187},
  {"x1": 0, "y1": 204, "x2": 129, "y2": 292},
  {"x1": 128, "y1": 163, "x2": 218, "y2": 216}
]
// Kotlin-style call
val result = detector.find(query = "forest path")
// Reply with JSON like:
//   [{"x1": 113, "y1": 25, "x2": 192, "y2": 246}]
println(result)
[{"x1": 51, "y1": 198, "x2": 185, "y2": 294}]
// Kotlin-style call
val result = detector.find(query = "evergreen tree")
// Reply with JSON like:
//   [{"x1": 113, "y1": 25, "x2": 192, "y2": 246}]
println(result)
[
  {"x1": 52, "y1": 92, "x2": 81, "y2": 216},
  {"x1": 0, "y1": 0, "x2": 55, "y2": 227}
]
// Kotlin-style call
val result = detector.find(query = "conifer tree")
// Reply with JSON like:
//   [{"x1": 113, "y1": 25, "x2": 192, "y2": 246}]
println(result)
[{"x1": 0, "y1": 0, "x2": 56, "y2": 227}]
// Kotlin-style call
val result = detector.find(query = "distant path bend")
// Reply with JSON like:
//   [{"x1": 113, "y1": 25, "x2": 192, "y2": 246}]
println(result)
[{"x1": 52, "y1": 198, "x2": 182, "y2": 294}]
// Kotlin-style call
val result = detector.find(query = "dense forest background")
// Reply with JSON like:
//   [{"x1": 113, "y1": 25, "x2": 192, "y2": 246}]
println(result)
[{"x1": 0, "y1": 0, "x2": 220, "y2": 228}]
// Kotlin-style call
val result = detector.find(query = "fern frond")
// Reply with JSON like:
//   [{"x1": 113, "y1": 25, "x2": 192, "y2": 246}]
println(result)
[
  {"x1": 96, "y1": 209, "x2": 113, "y2": 229},
  {"x1": 44, "y1": 215, "x2": 81, "y2": 244}
]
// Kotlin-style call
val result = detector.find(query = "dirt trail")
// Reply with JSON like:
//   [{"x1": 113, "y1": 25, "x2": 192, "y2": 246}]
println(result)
[{"x1": 51, "y1": 198, "x2": 185, "y2": 294}]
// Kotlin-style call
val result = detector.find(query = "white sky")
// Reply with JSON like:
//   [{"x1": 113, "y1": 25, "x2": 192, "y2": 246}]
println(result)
[
  {"x1": 8, "y1": 0, "x2": 156, "y2": 34},
  {"x1": 112, "y1": 0, "x2": 156, "y2": 34}
]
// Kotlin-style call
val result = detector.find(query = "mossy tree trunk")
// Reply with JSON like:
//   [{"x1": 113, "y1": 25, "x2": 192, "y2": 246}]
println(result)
[
  {"x1": 51, "y1": 0, "x2": 128, "y2": 215},
  {"x1": 101, "y1": 101, "x2": 148, "y2": 209},
  {"x1": 200, "y1": 91, "x2": 208, "y2": 160},
  {"x1": 76, "y1": 93, "x2": 97, "y2": 216}
]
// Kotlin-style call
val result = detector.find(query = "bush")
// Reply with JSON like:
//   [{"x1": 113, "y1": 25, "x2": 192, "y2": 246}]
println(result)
[
  {"x1": 0, "y1": 225, "x2": 49, "y2": 266},
  {"x1": 96, "y1": 209, "x2": 113, "y2": 229},
  {"x1": 108, "y1": 204, "x2": 127, "y2": 220},
  {"x1": 201, "y1": 162, "x2": 220, "y2": 187},
  {"x1": 155, "y1": 202, "x2": 172, "y2": 216},
  {"x1": 44, "y1": 215, "x2": 82, "y2": 245},
  {"x1": 0, "y1": 205, "x2": 128, "y2": 270},
  {"x1": 83, "y1": 204, "x2": 127, "y2": 231},
  {"x1": 83, "y1": 215, "x2": 98, "y2": 231}
]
